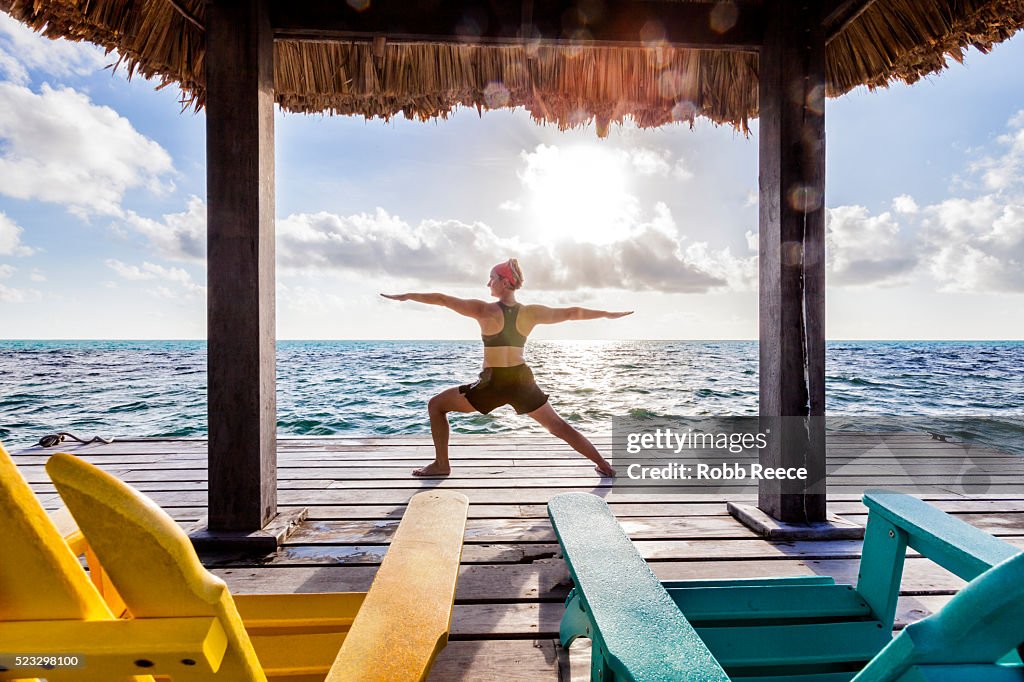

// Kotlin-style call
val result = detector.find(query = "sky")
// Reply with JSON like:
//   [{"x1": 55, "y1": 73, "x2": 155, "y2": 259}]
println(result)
[{"x1": 0, "y1": 14, "x2": 1022, "y2": 340}]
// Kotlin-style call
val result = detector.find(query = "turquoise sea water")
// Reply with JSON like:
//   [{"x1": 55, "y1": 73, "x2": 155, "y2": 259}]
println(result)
[{"x1": 0, "y1": 340, "x2": 1021, "y2": 450}]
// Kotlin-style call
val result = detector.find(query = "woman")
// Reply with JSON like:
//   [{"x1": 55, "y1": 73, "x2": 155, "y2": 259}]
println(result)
[{"x1": 382, "y1": 258, "x2": 631, "y2": 478}]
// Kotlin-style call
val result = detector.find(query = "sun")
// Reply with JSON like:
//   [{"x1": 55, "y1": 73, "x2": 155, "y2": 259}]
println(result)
[{"x1": 518, "y1": 144, "x2": 639, "y2": 245}]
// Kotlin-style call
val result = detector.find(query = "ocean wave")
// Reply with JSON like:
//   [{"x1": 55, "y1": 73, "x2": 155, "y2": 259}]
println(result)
[
  {"x1": 0, "y1": 340, "x2": 1021, "y2": 450},
  {"x1": 627, "y1": 408, "x2": 660, "y2": 419}
]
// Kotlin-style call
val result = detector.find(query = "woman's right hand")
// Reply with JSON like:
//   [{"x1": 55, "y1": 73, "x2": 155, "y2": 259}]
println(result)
[{"x1": 380, "y1": 293, "x2": 410, "y2": 301}]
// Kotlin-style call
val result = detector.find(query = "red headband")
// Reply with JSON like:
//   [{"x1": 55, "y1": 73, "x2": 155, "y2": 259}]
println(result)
[{"x1": 492, "y1": 261, "x2": 520, "y2": 287}]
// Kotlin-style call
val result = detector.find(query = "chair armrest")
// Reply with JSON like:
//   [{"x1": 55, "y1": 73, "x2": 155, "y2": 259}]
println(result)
[
  {"x1": 853, "y1": 553, "x2": 1024, "y2": 681},
  {"x1": 856, "y1": 490, "x2": 1023, "y2": 630},
  {"x1": 863, "y1": 490, "x2": 1021, "y2": 581},
  {"x1": 548, "y1": 493, "x2": 729, "y2": 682},
  {"x1": 325, "y1": 490, "x2": 469, "y2": 682}
]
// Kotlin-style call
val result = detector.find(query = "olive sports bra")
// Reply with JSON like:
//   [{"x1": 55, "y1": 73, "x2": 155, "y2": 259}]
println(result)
[{"x1": 481, "y1": 302, "x2": 528, "y2": 347}]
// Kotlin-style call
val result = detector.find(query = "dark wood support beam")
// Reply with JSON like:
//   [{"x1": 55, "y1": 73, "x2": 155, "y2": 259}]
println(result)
[
  {"x1": 205, "y1": 0, "x2": 278, "y2": 532},
  {"x1": 757, "y1": 0, "x2": 827, "y2": 523},
  {"x1": 824, "y1": 0, "x2": 879, "y2": 42},
  {"x1": 270, "y1": 0, "x2": 764, "y2": 50}
]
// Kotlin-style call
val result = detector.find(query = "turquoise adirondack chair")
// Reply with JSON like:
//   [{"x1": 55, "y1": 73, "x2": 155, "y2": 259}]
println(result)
[{"x1": 548, "y1": 491, "x2": 1024, "y2": 681}]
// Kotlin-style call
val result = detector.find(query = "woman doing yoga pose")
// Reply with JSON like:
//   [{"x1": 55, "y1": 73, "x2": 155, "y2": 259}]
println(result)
[{"x1": 382, "y1": 259, "x2": 631, "y2": 477}]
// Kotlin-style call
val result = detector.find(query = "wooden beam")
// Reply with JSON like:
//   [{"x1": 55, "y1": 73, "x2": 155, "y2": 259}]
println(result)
[
  {"x1": 205, "y1": 0, "x2": 278, "y2": 532},
  {"x1": 270, "y1": 0, "x2": 764, "y2": 51},
  {"x1": 824, "y1": 0, "x2": 879, "y2": 42},
  {"x1": 757, "y1": 0, "x2": 827, "y2": 523},
  {"x1": 167, "y1": 0, "x2": 204, "y2": 32}
]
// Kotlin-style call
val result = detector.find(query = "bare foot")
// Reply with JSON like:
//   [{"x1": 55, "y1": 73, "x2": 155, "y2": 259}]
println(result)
[
  {"x1": 412, "y1": 462, "x2": 451, "y2": 477},
  {"x1": 595, "y1": 464, "x2": 617, "y2": 477}
]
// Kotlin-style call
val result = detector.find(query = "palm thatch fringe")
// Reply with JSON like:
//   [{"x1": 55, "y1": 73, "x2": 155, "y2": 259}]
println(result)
[{"x1": 1, "y1": 0, "x2": 1021, "y2": 134}]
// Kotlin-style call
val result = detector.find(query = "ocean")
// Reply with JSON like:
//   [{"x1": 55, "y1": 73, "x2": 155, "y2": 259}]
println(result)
[{"x1": 1, "y1": 340, "x2": 1022, "y2": 451}]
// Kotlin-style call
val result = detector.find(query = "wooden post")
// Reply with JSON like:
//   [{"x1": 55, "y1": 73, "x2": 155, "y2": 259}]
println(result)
[
  {"x1": 757, "y1": 0, "x2": 827, "y2": 523},
  {"x1": 205, "y1": 0, "x2": 277, "y2": 531}
]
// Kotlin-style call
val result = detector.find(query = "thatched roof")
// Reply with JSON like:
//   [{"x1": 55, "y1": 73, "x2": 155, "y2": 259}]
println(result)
[{"x1": 2, "y1": 0, "x2": 1022, "y2": 135}]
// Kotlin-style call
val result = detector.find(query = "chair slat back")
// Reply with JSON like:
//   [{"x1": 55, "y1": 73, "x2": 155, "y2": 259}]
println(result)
[
  {"x1": 853, "y1": 553, "x2": 1024, "y2": 681},
  {"x1": 1, "y1": 443, "x2": 152, "y2": 682},
  {"x1": 46, "y1": 452, "x2": 267, "y2": 681},
  {"x1": 0, "y1": 444, "x2": 111, "y2": 622}
]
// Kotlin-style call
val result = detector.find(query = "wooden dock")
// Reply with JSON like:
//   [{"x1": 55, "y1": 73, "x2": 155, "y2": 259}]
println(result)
[{"x1": 13, "y1": 434, "x2": 1024, "y2": 680}]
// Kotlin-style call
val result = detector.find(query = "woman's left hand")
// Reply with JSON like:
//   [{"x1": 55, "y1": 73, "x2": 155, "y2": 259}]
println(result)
[
  {"x1": 606, "y1": 311, "x2": 634, "y2": 319},
  {"x1": 380, "y1": 293, "x2": 410, "y2": 301}
]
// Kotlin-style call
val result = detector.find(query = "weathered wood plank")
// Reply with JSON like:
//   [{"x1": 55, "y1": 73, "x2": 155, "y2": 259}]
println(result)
[
  {"x1": 213, "y1": 555, "x2": 974, "y2": 602},
  {"x1": 287, "y1": 514, "x2": 1024, "y2": 546},
  {"x1": 291, "y1": 499, "x2": 1024, "y2": 519},
  {"x1": 57, "y1": 487, "x2": 1024, "y2": 508},
  {"x1": 427, "y1": 639, "x2": 560, "y2": 680},
  {"x1": 34, "y1": 499, "x2": 1024, "y2": 526},
  {"x1": 238, "y1": 536, "x2": 1024, "y2": 568},
  {"x1": 14, "y1": 454, "x2": 1015, "y2": 481},
  {"x1": 17, "y1": 434, "x2": 1002, "y2": 456}
]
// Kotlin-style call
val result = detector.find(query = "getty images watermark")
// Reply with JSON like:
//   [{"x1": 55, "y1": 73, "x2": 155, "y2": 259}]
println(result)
[
  {"x1": 624, "y1": 428, "x2": 808, "y2": 482},
  {"x1": 608, "y1": 416, "x2": 1024, "y2": 495}
]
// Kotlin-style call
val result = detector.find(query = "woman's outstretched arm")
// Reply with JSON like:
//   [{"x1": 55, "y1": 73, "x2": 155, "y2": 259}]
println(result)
[
  {"x1": 380, "y1": 293, "x2": 488, "y2": 319},
  {"x1": 527, "y1": 305, "x2": 633, "y2": 325}
]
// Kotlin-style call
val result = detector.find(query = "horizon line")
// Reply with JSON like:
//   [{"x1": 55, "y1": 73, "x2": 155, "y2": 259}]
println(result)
[{"x1": 1, "y1": 338, "x2": 1022, "y2": 343}]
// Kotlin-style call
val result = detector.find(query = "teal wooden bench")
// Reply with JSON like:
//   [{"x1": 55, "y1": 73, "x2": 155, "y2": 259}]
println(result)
[{"x1": 548, "y1": 491, "x2": 1024, "y2": 682}]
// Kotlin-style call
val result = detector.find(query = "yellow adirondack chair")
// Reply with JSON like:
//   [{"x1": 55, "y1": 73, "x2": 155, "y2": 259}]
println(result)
[{"x1": 0, "y1": 443, "x2": 469, "y2": 681}]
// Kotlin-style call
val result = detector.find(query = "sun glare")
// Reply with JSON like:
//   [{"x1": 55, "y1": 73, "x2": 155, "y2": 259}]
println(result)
[{"x1": 519, "y1": 144, "x2": 638, "y2": 245}]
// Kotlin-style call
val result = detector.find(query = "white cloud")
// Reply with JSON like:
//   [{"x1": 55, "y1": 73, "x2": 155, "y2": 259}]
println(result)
[
  {"x1": 105, "y1": 258, "x2": 205, "y2": 297},
  {"x1": 0, "y1": 83, "x2": 174, "y2": 216},
  {"x1": 499, "y1": 200, "x2": 521, "y2": 211},
  {"x1": 969, "y1": 112, "x2": 1024, "y2": 192},
  {"x1": 278, "y1": 208, "x2": 513, "y2": 282},
  {"x1": 826, "y1": 194, "x2": 1024, "y2": 292},
  {"x1": 277, "y1": 204, "x2": 739, "y2": 293},
  {"x1": 278, "y1": 281, "x2": 351, "y2": 312},
  {"x1": 0, "y1": 283, "x2": 41, "y2": 303},
  {"x1": 826, "y1": 206, "x2": 918, "y2": 287},
  {"x1": 808, "y1": 110, "x2": 1024, "y2": 293},
  {"x1": 125, "y1": 194, "x2": 734, "y2": 294},
  {"x1": 0, "y1": 264, "x2": 14, "y2": 278},
  {"x1": 122, "y1": 196, "x2": 206, "y2": 262},
  {"x1": 682, "y1": 242, "x2": 757, "y2": 291},
  {"x1": 29, "y1": 269, "x2": 45, "y2": 282},
  {"x1": 0, "y1": 13, "x2": 107, "y2": 85},
  {"x1": 926, "y1": 244, "x2": 1019, "y2": 293},
  {"x1": 920, "y1": 196, "x2": 1024, "y2": 293},
  {"x1": 744, "y1": 230, "x2": 758, "y2": 251},
  {"x1": 892, "y1": 195, "x2": 919, "y2": 214},
  {"x1": 921, "y1": 195, "x2": 1004, "y2": 241},
  {"x1": 672, "y1": 158, "x2": 694, "y2": 181},
  {"x1": 628, "y1": 148, "x2": 672, "y2": 176},
  {"x1": 823, "y1": 112, "x2": 1024, "y2": 293},
  {"x1": 0, "y1": 212, "x2": 34, "y2": 255}
]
